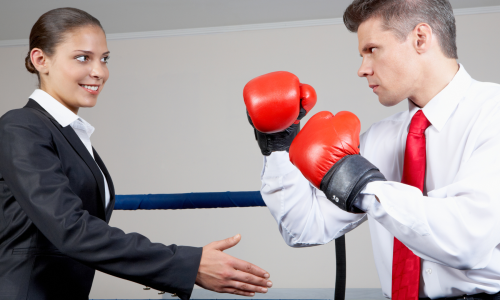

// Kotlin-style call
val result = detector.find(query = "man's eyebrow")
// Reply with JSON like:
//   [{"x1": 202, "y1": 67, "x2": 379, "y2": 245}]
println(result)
[{"x1": 360, "y1": 43, "x2": 378, "y2": 54}]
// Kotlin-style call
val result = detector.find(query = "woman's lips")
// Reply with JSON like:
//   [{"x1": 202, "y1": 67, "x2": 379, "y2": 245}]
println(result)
[{"x1": 79, "y1": 84, "x2": 99, "y2": 95}]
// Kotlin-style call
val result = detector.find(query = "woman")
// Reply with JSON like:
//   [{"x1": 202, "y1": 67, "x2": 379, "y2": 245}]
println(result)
[{"x1": 0, "y1": 7, "x2": 271, "y2": 300}]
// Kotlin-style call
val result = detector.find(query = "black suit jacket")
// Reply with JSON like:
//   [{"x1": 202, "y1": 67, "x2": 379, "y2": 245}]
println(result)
[{"x1": 0, "y1": 100, "x2": 202, "y2": 300}]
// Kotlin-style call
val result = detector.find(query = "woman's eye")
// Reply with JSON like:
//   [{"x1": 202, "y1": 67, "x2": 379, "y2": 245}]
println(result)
[
  {"x1": 76, "y1": 55, "x2": 88, "y2": 62},
  {"x1": 101, "y1": 56, "x2": 110, "y2": 63}
]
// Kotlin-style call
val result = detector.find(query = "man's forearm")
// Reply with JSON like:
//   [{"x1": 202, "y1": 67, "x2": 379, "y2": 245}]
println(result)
[{"x1": 261, "y1": 151, "x2": 366, "y2": 247}]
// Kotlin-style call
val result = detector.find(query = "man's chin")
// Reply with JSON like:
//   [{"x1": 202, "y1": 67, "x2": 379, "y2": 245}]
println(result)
[{"x1": 378, "y1": 96, "x2": 405, "y2": 107}]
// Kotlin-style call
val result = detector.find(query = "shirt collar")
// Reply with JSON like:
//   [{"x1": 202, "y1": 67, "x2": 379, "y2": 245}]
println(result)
[
  {"x1": 29, "y1": 89, "x2": 82, "y2": 128},
  {"x1": 72, "y1": 117, "x2": 95, "y2": 137},
  {"x1": 408, "y1": 63, "x2": 472, "y2": 132}
]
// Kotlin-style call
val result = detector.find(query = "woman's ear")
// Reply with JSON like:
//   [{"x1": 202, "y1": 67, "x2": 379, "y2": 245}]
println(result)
[{"x1": 31, "y1": 48, "x2": 50, "y2": 75}]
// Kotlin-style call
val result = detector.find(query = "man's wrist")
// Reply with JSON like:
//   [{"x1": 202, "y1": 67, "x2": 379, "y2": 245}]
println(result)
[
  {"x1": 352, "y1": 194, "x2": 366, "y2": 212},
  {"x1": 354, "y1": 182, "x2": 382, "y2": 212},
  {"x1": 320, "y1": 155, "x2": 385, "y2": 213},
  {"x1": 353, "y1": 193, "x2": 377, "y2": 212},
  {"x1": 262, "y1": 151, "x2": 296, "y2": 178}
]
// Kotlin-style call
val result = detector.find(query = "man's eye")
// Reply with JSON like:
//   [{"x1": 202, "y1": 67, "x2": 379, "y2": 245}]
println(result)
[
  {"x1": 101, "y1": 56, "x2": 110, "y2": 63},
  {"x1": 76, "y1": 55, "x2": 88, "y2": 62},
  {"x1": 370, "y1": 47, "x2": 376, "y2": 53}
]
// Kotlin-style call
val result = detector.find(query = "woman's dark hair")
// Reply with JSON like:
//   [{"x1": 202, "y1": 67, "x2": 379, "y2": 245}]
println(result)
[
  {"x1": 25, "y1": 7, "x2": 104, "y2": 83},
  {"x1": 343, "y1": 0, "x2": 458, "y2": 59}
]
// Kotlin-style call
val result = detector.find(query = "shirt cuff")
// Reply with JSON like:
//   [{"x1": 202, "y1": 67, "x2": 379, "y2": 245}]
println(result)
[
  {"x1": 353, "y1": 184, "x2": 379, "y2": 212},
  {"x1": 262, "y1": 151, "x2": 297, "y2": 178},
  {"x1": 357, "y1": 181, "x2": 429, "y2": 236}
]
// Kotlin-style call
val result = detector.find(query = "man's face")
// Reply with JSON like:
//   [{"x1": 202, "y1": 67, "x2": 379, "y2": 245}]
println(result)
[{"x1": 357, "y1": 17, "x2": 419, "y2": 107}]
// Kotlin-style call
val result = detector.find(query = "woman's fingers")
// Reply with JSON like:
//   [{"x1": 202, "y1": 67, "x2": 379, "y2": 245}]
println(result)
[
  {"x1": 231, "y1": 257, "x2": 270, "y2": 280},
  {"x1": 230, "y1": 269, "x2": 273, "y2": 289},
  {"x1": 196, "y1": 237, "x2": 271, "y2": 296},
  {"x1": 222, "y1": 279, "x2": 270, "y2": 294}
]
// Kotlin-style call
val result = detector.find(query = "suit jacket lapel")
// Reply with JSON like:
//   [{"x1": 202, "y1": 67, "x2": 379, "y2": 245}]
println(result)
[
  {"x1": 24, "y1": 99, "x2": 107, "y2": 219},
  {"x1": 93, "y1": 148, "x2": 115, "y2": 222}
]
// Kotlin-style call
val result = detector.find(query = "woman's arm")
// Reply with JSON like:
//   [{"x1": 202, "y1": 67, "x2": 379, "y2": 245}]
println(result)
[{"x1": 0, "y1": 109, "x2": 201, "y2": 299}]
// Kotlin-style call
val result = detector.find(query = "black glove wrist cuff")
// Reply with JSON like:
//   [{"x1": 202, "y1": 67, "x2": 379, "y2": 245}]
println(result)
[
  {"x1": 319, "y1": 155, "x2": 386, "y2": 213},
  {"x1": 247, "y1": 110, "x2": 300, "y2": 156},
  {"x1": 253, "y1": 124, "x2": 299, "y2": 156}
]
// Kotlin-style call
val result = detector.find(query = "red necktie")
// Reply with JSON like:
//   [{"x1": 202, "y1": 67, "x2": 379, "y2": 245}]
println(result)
[{"x1": 391, "y1": 110, "x2": 431, "y2": 300}]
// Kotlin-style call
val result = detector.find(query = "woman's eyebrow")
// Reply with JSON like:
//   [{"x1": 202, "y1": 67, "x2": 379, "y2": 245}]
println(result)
[
  {"x1": 73, "y1": 50, "x2": 110, "y2": 55},
  {"x1": 74, "y1": 50, "x2": 93, "y2": 54}
]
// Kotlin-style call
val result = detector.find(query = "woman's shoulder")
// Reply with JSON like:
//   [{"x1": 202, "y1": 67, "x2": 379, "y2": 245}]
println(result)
[
  {"x1": 1, "y1": 104, "x2": 48, "y2": 122},
  {"x1": 0, "y1": 105, "x2": 53, "y2": 134}
]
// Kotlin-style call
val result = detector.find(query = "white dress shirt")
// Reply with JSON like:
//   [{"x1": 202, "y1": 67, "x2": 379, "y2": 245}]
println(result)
[
  {"x1": 29, "y1": 89, "x2": 111, "y2": 208},
  {"x1": 260, "y1": 65, "x2": 500, "y2": 299}
]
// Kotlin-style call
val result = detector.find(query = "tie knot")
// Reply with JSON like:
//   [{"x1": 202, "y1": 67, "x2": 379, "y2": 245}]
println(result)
[{"x1": 409, "y1": 110, "x2": 431, "y2": 134}]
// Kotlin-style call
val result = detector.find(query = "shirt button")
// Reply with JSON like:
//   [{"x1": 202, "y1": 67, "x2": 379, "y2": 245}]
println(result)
[{"x1": 425, "y1": 269, "x2": 432, "y2": 275}]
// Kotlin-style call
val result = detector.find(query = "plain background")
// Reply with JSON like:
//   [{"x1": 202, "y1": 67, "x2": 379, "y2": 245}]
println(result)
[{"x1": 0, "y1": 11, "x2": 499, "y2": 299}]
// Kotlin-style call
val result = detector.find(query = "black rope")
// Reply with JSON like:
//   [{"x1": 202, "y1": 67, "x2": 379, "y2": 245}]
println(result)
[{"x1": 334, "y1": 234, "x2": 346, "y2": 300}]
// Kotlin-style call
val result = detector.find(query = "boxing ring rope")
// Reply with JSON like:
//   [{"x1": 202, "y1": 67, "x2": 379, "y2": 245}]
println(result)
[
  {"x1": 114, "y1": 192, "x2": 346, "y2": 300},
  {"x1": 114, "y1": 191, "x2": 265, "y2": 210}
]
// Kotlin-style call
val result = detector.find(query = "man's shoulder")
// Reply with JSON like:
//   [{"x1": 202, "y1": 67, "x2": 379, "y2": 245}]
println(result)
[
  {"x1": 461, "y1": 79, "x2": 500, "y2": 121},
  {"x1": 467, "y1": 79, "x2": 500, "y2": 101}
]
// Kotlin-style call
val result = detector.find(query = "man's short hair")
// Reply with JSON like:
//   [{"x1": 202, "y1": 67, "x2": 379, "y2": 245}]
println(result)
[{"x1": 343, "y1": 0, "x2": 458, "y2": 59}]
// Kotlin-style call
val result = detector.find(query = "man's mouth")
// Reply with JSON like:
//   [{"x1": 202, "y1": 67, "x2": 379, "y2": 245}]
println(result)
[{"x1": 369, "y1": 85, "x2": 379, "y2": 93}]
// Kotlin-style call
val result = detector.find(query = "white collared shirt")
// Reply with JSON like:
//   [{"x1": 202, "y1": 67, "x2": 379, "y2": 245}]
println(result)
[
  {"x1": 260, "y1": 65, "x2": 500, "y2": 298},
  {"x1": 29, "y1": 89, "x2": 110, "y2": 209}
]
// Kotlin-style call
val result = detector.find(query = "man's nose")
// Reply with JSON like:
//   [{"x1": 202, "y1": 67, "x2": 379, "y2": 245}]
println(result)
[{"x1": 358, "y1": 59, "x2": 373, "y2": 78}]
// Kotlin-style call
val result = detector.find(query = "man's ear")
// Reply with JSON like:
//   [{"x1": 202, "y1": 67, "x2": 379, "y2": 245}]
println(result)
[
  {"x1": 412, "y1": 23, "x2": 433, "y2": 54},
  {"x1": 30, "y1": 48, "x2": 50, "y2": 75}
]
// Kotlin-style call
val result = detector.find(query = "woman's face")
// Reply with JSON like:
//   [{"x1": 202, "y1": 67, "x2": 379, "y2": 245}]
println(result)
[{"x1": 36, "y1": 25, "x2": 109, "y2": 114}]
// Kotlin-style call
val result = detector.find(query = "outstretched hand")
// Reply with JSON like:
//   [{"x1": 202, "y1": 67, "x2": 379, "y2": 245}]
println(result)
[{"x1": 195, "y1": 234, "x2": 272, "y2": 297}]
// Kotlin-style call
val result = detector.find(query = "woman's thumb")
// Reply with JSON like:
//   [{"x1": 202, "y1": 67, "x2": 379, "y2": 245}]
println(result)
[{"x1": 214, "y1": 234, "x2": 241, "y2": 251}]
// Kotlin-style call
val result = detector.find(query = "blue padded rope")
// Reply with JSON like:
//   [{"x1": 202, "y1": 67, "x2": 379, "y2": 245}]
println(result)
[
  {"x1": 114, "y1": 191, "x2": 265, "y2": 210},
  {"x1": 114, "y1": 191, "x2": 346, "y2": 300}
]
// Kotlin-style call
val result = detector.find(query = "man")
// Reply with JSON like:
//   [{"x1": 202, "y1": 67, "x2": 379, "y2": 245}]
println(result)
[{"x1": 249, "y1": 0, "x2": 500, "y2": 299}]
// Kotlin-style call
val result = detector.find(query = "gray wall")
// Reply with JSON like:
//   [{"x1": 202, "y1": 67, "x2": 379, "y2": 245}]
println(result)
[{"x1": 0, "y1": 12, "x2": 498, "y2": 299}]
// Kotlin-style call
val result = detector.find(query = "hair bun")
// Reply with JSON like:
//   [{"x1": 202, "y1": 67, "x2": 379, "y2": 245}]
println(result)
[{"x1": 25, "y1": 53, "x2": 37, "y2": 74}]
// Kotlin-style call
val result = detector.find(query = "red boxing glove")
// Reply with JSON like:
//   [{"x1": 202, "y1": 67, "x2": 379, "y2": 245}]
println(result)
[
  {"x1": 289, "y1": 111, "x2": 361, "y2": 188},
  {"x1": 289, "y1": 111, "x2": 385, "y2": 213},
  {"x1": 244, "y1": 71, "x2": 317, "y2": 133}
]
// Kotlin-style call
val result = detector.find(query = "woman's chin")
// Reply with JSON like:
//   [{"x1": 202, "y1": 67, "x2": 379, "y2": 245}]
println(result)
[{"x1": 77, "y1": 98, "x2": 98, "y2": 108}]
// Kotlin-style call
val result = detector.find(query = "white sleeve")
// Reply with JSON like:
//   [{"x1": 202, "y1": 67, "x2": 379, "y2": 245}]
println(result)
[
  {"x1": 260, "y1": 151, "x2": 366, "y2": 247},
  {"x1": 357, "y1": 120, "x2": 500, "y2": 270}
]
